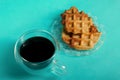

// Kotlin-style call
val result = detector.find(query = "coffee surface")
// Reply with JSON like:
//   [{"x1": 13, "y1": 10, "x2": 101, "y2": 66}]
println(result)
[{"x1": 20, "y1": 37, "x2": 55, "y2": 62}]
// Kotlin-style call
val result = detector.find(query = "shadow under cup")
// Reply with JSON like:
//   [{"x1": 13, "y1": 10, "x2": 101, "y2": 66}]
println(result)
[{"x1": 14, "y1": 30, "x2": 59, "y2": 70}]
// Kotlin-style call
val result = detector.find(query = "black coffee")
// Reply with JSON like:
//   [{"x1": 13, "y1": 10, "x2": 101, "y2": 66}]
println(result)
[{"x1": 20, "y1": 37, "x2": 55, "y2": 62}]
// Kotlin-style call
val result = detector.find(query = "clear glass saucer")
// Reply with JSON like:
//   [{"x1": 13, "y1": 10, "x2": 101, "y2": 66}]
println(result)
[{"x1": 51, "y1": 16, "x2": 105, "y2": 56}]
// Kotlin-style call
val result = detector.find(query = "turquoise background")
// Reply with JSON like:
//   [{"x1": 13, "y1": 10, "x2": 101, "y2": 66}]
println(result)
[{"x1": 0, "y1": 0, "x2": 120, "y2": 80}]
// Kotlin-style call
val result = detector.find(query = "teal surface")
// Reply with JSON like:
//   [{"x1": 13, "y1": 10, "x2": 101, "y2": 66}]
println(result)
[{"x1": 0, "y1": 0, "x2": 120, "y2": 80}]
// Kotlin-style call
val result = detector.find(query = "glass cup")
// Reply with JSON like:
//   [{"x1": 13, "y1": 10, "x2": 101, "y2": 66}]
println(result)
[{"x1": 14, "y1": 30, "x2": 66, "y2": 75}]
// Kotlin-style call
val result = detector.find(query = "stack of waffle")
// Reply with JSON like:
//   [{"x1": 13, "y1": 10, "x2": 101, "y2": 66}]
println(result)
[{"x1": 61, "y1": 7, "x2": 101, "y2": 50}]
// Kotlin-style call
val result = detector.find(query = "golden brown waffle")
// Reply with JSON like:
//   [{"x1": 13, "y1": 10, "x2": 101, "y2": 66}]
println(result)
[{"x1": 61, "y1": 7, "x2": 101, "y2": 50}]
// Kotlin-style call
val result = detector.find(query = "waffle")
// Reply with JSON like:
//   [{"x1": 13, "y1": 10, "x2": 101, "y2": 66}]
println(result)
[{"x1": 61, "y1": 7, "x2": 101, "y2": 50}]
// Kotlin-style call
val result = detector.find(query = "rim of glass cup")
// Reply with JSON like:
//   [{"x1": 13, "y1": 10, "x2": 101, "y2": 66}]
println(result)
[{"x1": 14, "y1": 29, "x2": 60, "y2": 65}]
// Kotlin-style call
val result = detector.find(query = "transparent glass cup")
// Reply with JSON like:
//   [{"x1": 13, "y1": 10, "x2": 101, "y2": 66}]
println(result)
[{"x1": 14, "y1": 30, "x2": 66, "y2": 75}]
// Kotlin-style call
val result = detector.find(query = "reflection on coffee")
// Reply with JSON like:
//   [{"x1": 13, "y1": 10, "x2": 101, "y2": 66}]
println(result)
[{"x1": 20, "y1": 37, "x2": 55, "y2": 63}]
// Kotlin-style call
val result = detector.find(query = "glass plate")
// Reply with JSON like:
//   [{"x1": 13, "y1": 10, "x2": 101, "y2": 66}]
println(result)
[{"x1": 51, "y1": 15, "x2": 105, "y2": 56}]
